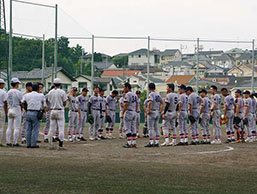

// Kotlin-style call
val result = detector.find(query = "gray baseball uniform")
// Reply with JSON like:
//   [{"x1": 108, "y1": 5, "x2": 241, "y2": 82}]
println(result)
[
  {"x1": 163, "y1": 92, "x2": 178, "y2": 139},
  {"x1": 212, "y1": 94, "x2": 222, "y2": 138},
  {"x1": 78, "y1": 94, "x2": 88, "y2": 136},
  {"x1": 21, "y1": 91, "x2": 29, "y2": 140},
  {"x1": 106, "y1": 95, "x2": 116, "y2": 132},
  {"x1": 89, "y1": 95, "x2": 101, "y2": 138},
  {"x1": 178, "y1": 93, "x2": 188, "y2": 140},
  {"x1": 245, "y1": 98, "x2": 253, "y2": 137},
  {"x1": 224, "y1": 95, "x2": 235, "y2": 135},
  {"x1": 98, "y1": 95, "x2": 106, "y2": 134},
  {"x1": 235, "y1": 97, "x2": 244, "y2": 132},
  {"x1": 136, "y1": 98, "x2": 141, "y2": 134},
  {"x1": 0, "y1": 89, "x2": 7, "y2": 144},
  {"x1": 251, "y1": 98, "x2": 257, "y2": 133},
  {"x1": 67, "y1": 95, "x2": 80, "y2": 136},
  {"x1": 189, "y1": 93, "x2": 201, "y2": 139},
  {"x1": 119, "y1": 97, "x2": 125, "y2": 133},
  {"x1": 147, "y1": 92, "x2": 163, "y2": 143},
  {"x1": 200, "y1": 97, "x2": 211, "y2": 137}
]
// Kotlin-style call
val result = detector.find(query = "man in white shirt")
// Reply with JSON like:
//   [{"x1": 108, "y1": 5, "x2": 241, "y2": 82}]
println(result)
[
  {"x1": 22, "y1": 84, "x2": 44, "y2": 148},
  {"x1": 0, "y1": 79, "x2": 7, "y2": 146},
  {"x1": 48, "y1": 78, "x2": 67, "y2": 150}
]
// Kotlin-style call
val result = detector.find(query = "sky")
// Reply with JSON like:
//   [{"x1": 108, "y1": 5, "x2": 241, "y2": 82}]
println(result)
[{"x1": 4, "y1": 0, "x2": 257, "y2": 55}]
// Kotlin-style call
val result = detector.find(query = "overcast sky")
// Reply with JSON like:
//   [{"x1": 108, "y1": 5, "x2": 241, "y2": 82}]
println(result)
[{"x1": 5, "y1": 0, "x2": 257, "y2": 55}]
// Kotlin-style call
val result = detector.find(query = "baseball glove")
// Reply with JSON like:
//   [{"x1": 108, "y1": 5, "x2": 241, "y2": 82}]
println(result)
[
  {"x1": 106, "y1": 115, "x2": 112, "y2": 123},
  {"x1": 188, "y1": 115, "x2": 196, "y2": 124},
  {"x1": 233, "y1": 116, "x2": 241, "y2": 125},
  {"x1": 88, "y1": 116, "x2": 94, "y2": 124},
  {"x1": 243, "y1": 118, "x2": 248, "y2": 126}
]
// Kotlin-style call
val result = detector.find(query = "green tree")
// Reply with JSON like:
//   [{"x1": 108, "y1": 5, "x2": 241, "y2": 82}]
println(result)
[{"x1": 112, "y1": 56, "x2": 128, "y2": 68}]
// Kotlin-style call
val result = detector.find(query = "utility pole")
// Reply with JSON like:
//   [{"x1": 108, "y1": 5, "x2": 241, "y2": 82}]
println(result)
[
  {"x1": 0, "y1": 0, "x2": 7, "y2": 82},
  {"x1": 8, "y1": 0, "x2": 12, "y2": 89},
  {"x1": 54, "y1": 4, "x2": 58, "y2": 78},
  {"x1": 41, "y1": 34, "x2": 45, "y2": 87}
]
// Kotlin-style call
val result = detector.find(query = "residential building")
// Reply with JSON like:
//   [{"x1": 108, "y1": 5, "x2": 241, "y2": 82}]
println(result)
[
  {"x1": 227, "y1": 63, "x2": 257, "y2": 77},
  {"x1": 163, "y1": 61, "x2": 193, "y2": 76},
  {"x1": 166, "y1": 75, "x2": 194, "y2": 87},
  {"x1": 101, "y1": 69, "x2": 140, "y2": 78},
  {"x1": 159, "y1": 49, "x2": 182, "y2": 65},
  {"x1": 212, "y1": 54, "x2": 235, "y2": 69},
  {"x1": 128, "y1": 49, "x2": 160, "y2": 66}
]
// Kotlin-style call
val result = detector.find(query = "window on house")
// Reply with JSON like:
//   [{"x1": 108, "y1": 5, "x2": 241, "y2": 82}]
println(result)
[
  {"x1": 62, "y1": 84, "x2": 69, "y2": 92},
  {"x1": 79, "y1": 82, "x2": 87, "y2": 89}
]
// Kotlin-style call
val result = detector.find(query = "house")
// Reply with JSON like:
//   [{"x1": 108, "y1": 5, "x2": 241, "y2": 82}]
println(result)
[
  {"x1": 227, "y1": 63, "x2": 257, "y2": 77},
  {"x1": 204, "y1": 65, "x2": 228, "y2": 77},
  {"x1": 128, "y1": 49, "x2": 160, "y2": 66},
  {"x1": 235, "y1": 50, "x2": 257, "y2": 66},
  {"x1": 75, "y1": 74, "x2": 116, "y2": 95},
  {"x1": 94, "y1": 61, "x2": 113, "y2": 71},
  {"x1": 11, "y1": 67, "x2": 76, "y2": 92},
  {"x1": 163, "y1": 61, "x2": 193, "y2": 76},
  {"x1": 212, "y1": 54, "x2": 235, "y2": 69},
  {"x1": 166, "y1": 75, "x2": 194, "y2": 86},
  {"x1": 231, "y1": 78, "x2": 257, "y2": 94},
  {"x1": 159, "y1": 49, "x2": 182, "y2": 65},
  {"x1": 101, "y1": 69, "x2": 140, "y2": 78},
  {"x1": 191, "y1": 62, "x2": 212, "y2": 77},
  {"x1": 187, "y1": 77, "x2": 224, "y2": 91},
  {"x1": 198, "y1": 50, "x2": 224, "y2": 59},
  {"x1": 83, "y1": 53, "x2": 111, "y2": 63},
  {"x1": 225, "y1": 48, "x2": 244, "y2": 59}
]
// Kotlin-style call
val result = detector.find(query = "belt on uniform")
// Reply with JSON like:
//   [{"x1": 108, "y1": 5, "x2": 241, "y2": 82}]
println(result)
[
  {"x1": 27, "y1": 110, "x2": 40, "y2": 112},
  {"x1": 137, "y1": 111, "x2": 140, "y2": 113},
  {"x1": 80, "y1": 109, "x2": 87, "y2": 112},
  {"x1": 181, "y1": 109, "x2": 187, "y2": 111},
  {"x1": 51, "y1": 108, "x2": 62, "y2": 111},
  {"x1": 168, "y1": 110, "x2": 175, "y2": 112},
  {"x1": 71, "y1": 110, "x2": 78, "y2": 112},
  {"x1": 203, "y1": 111, "x2": 209, "y2": 113},
  {"x1": 151, "y1": 109, "x2": 157, "y2": 111},
  {"x1": 127, "y1": 110, "x2": 135, "y2": 111},
  {"x1": 109, "y1": 109, "x2": 115, "y2": 111},
  {"x1": 92, "y1": 109, "x2": 100, "y2": 111},
  {"x1": 102, "y1": 110, "x2": 105, "y2": 112}
]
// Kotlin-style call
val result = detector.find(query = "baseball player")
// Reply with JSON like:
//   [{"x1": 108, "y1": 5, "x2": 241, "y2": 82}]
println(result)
[
  {"x1": 38, "y1": 83, "x2": 44, "y2": 94},
  {"x1": 118, "y1": 90, "x2": 126, "y2": 139},
  {"x1": 67, "y1": 87, "x2": 80, "y2": 142},
  {"x1": 143, "y1": 98, "x2": 149, "y2": 138},
  {"x1": 121, "y1": 83, "x2": 138, "y2": 148},
  {"x1": 161, "y1": 83, "x2": 178, "y2": 146},
  {"x1": 106, "y1": 90, "x2": 118, "y2": 139},
  {"x1": 243, "y1": 91, "x2": 254, "y2": 142},
  {"x1": 177, "y1": 84, "x2": 189, "y2": 146},
  {"x1": 199, "y1": 89, "x2": 211, "y2": 144},
  {"x1": 221, "y1": 88, "x2": 235, "y2": 143},
  {"x1": 6, "y1": 78, "x2": 23, "y2": 147},
  {"x1": 21, "y1": 84, "x2": 44, "y2": 148},
  {"x1": 210, "y1": 85, "x2": 222, "y2": 145},
  {"x1": 98, "y1": 88, "x2": 107, "y2": 139},
  {"x1": 48, "y1": 78, "x2": 67, "y2": 150},
  {"x1": 186, "y1": 86, "x2": 201, "y2": 145},
  {"x1": 21, "y1": 82, "x2": 33, "y2": 144},
  {"x1": 0, "y1": 79, "x2": 7, "y2": 147},
  {"x1": 135, "y1": 91, "x2": 143, "y2": 138},
  {"x1": 77, "y1": 88, "x2": 89, "y2": 141},
  {"x1": 234, "y1": 89, "x2": 244, "y2": 142},
  {"x1": 250, "y1": 94, "x2": 257, "y2": 141},
  {"x1": 88, "y1": 86, "x2": 101, "y2": 141},
  {"x1": 145, "y1": 83, "x2": 164, "y2": 147}
]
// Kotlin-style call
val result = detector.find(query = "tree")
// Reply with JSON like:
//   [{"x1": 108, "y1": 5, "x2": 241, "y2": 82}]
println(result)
[{"x1": 112, "y1": 56, "x2": 128, "y2": 68}]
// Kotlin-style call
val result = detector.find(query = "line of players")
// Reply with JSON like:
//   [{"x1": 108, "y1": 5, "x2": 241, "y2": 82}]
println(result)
[{"x1": 0, "y1": 77, "x2": 256, "y2": 149}]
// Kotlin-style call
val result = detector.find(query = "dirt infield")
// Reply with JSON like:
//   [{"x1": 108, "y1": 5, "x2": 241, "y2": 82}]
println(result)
[{"x1": 0, "y1": 125, "x2": 257, "y2": 194}]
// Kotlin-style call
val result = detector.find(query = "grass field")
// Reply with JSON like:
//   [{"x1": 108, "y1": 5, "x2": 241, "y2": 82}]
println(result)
[{"x1": 0, "y1": 124, "x2": 257, "y2": 194}]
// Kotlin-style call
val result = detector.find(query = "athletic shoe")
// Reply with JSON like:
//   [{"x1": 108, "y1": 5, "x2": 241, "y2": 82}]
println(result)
[
  {"x1": 21, "y1": 139, "x2": 26, "y2": 144},
  {"x1": 161, "y1": 142, "x2": 170, "y2": 146},
  {"x1": 211, "y1": 139, "x2": 218, "y2": 144},
  {"x1": 89, "y1": 137, "x2": 95, "y2": 141},
  {"x1": 123, "y1": 143, "x2": 132, "y2": 148},
  {"x1": 31, "y1": 145, "x2": 40, "y2": 149},
  {"x1": 44, "y1": 138, "x2": 49, "y2": 143},
  {"x1": 144, "y1": 143, "x2": 154, "y2": 147},
  {"x1": 177, "y1": 142, "x2": 185, "y2": 146},
  {"x1": 95, "y1": 137, "x2": 101, "y2": 140},
  {"x1": 245, "y1": 137, "x2": 251, "y2": 142},
  {"x1": 55, "y1": 137, "x2": 60, "y2": 142},
  {"x1": 68, "y1": 136, "x2": 73, "y2": 142},
  {"x1": 131, "y1": 144, "x2": 137, "y2": 148},
  {"x1": 206, "y1": 141, "x2": 211, "y2": 144},
  {"x1": 154, "y1": 143, "x2": 160, "y2": 147},
  {"x1": 184, "y1": 142, "x2": 189, "y2": 146},
  {"x1": 37, "y1": 140, "x2": 42, "y2": 143},
  {"x1": 74, "y1": 137, "x2": 80, "y2": 142},
  {"x1": 119, "y1": 134, "x2": 125, "y2": 139},
  {"x1": 6, "y1": 143, "x2": 12, "y2": 147},
  {"x1": 98, "y1": 136, "x2": 106, "y2": 140},
  {"x1": 13, "y1": 143, "x2": 21, "y2": 147},
  {"x1": 225, "y1": 139, "x2": 232, "y2": 144},
  {"x1": 27, "y1": 145, "x2": 31, "y2": 148},
  {"x1": 80, "y1": 137, "x2": 87, "y2": 141},
  {"x1": 200, "y1": 140, "x2": 206, "y2": 144},
  {"x1": 0, "y1": 143, "x2": 5, "y2": 147},
  {"x1": 190, "y1": 141, "x2": 197, "y2": 145},
  {"x1": 216, "y1": 139, "x2": 222, "y2": 144}
]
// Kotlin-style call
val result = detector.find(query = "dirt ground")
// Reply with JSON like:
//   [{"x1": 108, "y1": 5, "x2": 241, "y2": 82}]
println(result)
[{"x1": 0, "y1": 124, "x2": 257, "y2": 194}]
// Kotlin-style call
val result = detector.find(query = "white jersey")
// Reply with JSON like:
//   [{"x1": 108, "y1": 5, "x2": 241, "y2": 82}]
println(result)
[
  {"x1": 0, "y1": 89, "x2": 7, "y2": 107},
  {"x1": 48, "y1": 88, "x2": 67, "y2": 110},
  {"x1": 7, "y1": 88, "x2": 23, "y2": 108},
  {"x1": 22, "y1": 91, "x2": 44, "y2": 111}
]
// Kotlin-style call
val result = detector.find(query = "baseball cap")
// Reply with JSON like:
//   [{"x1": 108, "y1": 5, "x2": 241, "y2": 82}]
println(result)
[
  {"x1": 136, "y1": 90, "x2": 141, "y2": 95},
  {"x1": 185, "y1": 86, "x2": 193, "y2": 92},
  {"x1": 0, "y1": 79, "x2": 5, "y2": 84},
  {"x1": 25, "y1": 82, "x2": 33, "y2": 87},
  {"x1": 178, "y1": 84, "x2": 186, "y2": 90},
  {"x1": 82, "y1": 88, "x2": 88, "y2": 92},
  {"x1": 235, "y1": 89, "x2": 242, "y2": 94},
  {"x1": 243, "y1": 90, "x2": 250, "y2": 95},
  {"x1": 11, "y1": 77, "x2": 21, "y2": 84},
  {"x1": 53, "y1": 78, "x2": 62, "y2": 84},
  {"x1": 199, "y1": 89, "x2": 207, "y2": 94},
  {"x1": 99, "y1": 88, "x2": 105, "y2": 92}
]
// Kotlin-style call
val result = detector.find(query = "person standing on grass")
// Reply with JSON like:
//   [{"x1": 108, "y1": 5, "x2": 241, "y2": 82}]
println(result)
[
  {"x1": 6, "y1": 78, "x2": 23, "y2": 147},
  {"x1": 243, "y1": 91, "x2": 254, "y2": 143},
  {"x1": 21, "y1": 84, "x2": 44, "y2": 148},
  {"x1": 135, "y1": 91, "x2": 143, "y2": 138},
  {"x1": 221, "y1": 88, "x2": 236, "y2": 143},
  {"x1": 210, "y1": 85, "x2": 222, "y2": 145},
  {"x1": 121, "y1": 83, "x2": 138, "y2": 148},
  {"x1": 98, "y1": 88, "x2": 107, "y2": 140},
  {"x1": 250, "y1": 93, "x2": 257, "y2": 141},
  {"x1": 105, "y1": 90, "x2": 119, "y2": 139},
  {"x1": 145, "y1": 83, "x2": 164, "y2": 148},
  {"x1": 234, "y1": 90, "x2": 244, "y2": 142},
  {"x1": 143, "y1": 98, "x2": 149, "y2": 137},
  {"x1": 48, "y1": 78, "x2": 67, "y2": 150},
  {"x1": 118, "y1": 90, "x2": 126, "y2": 139},
  {"x1": 21, "y1": 82, "x2": 33, "y2": 144},
  {"x1": 0, "y1": 79, "x2": 7, "y2": 147},
  {"x1": 199, "y1": 89, "x2": 211, "y2": 144},
  {"x1": 77, "y1": 88, "x2": 89, "y2": 141}
]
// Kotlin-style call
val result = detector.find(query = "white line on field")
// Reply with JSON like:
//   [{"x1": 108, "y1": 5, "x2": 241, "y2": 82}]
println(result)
[
  {"x1": 182, "y1": 146, "x2": 234, "y2": 155},
  {"x1": 39, "y1": 132, "x2": 68, "y2": 142}
]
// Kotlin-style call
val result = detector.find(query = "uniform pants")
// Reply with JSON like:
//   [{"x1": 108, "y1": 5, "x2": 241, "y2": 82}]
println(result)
[
  {"x1": 21, "y1": 110, "x2": 26, "y2": 138},
  {"x1": 68, "y1": 110, "x2": 79, "y2": 135},
  {"x1": 191, "y1": 110, "x2": 200, "y2": 137},
  {"x1": 253, "y1": 113, "x2": 256, "y2": 132},
  {"x1": 26, "y1": 111, "x2": 40, "y2": 147},
  {"x1": 119, "y1": 111, "x2": 124, "y2": 133},
  {"x1": 89, "y1": 110, "x2": 100, "y2": 137},
  {"x1": 79, "y1": 111, "x2": 87, "y2": 135},
  {"x1": 226, "y1": 110, "x2": 234, "y2": 133},
  {"x1": 163, "y1": 111, "x2": 177, "y2": 138},
  {"x1": 49, "y1": 110, "x2": 65, "y2": 145},
  {"x1": 213, "y1": 110, "x2": 221, "y2": 138},
  {"x1": 200, "y1": 113, "x2": 210, "y2": 136},
  {"x1": 106, "y1": 110, "x2": 115, "y2": 130},
  {"x1": 99, "y1": 112, "x2": 105, "y2": 133},
  {"x1": 124, "y1": 111, "x2": 137, "y2": 135},
  {"x1": 246, "y1": 113, "x2": 254, "y2": 137},
  {"x1": 0, "y1": 108, "x2": 5, "y2": 144},
  {"x1": 6, "y1": 107, "x2": 21, "y2": 144},
  {"x1": 179, "y1": 111, "x2": 188, "y2": 136},
  {"x1": 237, "y1": 113, "x2": 244, "y2": 132},
  {"x1": 136, "y1": 112, "x2": 140, "y2": 133},
  {"x1": 44, "y1": 110, "x2": 51, "y2": 135},
  {"x1": 148, "y1": 111, "x2": 160, "y2": 139}
]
